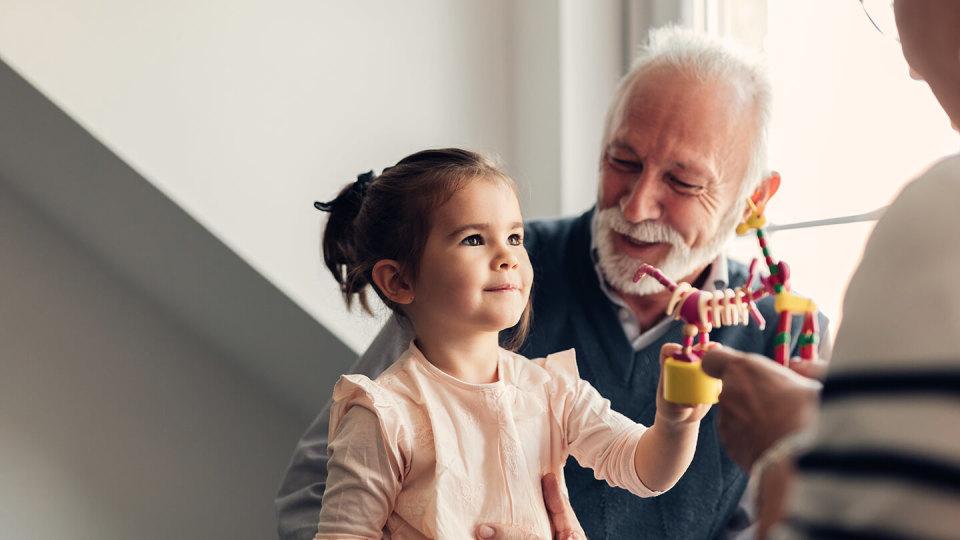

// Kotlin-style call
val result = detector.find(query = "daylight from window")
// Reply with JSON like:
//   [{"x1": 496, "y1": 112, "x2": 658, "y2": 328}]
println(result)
[{"x1": 726, "y1": 0, "x2": 958, "y2": 338}]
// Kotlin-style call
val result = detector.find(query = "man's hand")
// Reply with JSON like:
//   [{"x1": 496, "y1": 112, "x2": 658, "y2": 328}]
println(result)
[
  {"x1": 474, "y1": 473, "x2": 585, "y2": 540},
  {"x1": 788, "y1": 357, "x2": 828, "y2": 381},
  {"x1": 701, "y1": 346, "x2": 821, "y2": 471}
]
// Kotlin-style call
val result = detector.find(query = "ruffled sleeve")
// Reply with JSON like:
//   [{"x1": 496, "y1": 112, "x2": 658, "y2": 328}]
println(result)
[
  {"x1": 315, "y1": 375, "x2": 409, "y2": 539},
  {"x1": 328, "y1": 374, "x2": 409, "y2": 468},
  {"x1": 535, "y1": 349, "x2": 661, "y2": 498}
]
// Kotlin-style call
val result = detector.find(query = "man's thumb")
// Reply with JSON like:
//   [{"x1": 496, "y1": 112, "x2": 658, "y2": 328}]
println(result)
[
  {"x1": 475, "y1": 523, "x2": 537, "y2": 540},
  {"x1": 701, "y1": 345, "x2": 735, "y2": 379}
]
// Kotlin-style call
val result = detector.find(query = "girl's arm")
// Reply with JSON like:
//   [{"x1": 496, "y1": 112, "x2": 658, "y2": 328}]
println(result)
[
  {"x1": 547, "y1": 346, "x2": 708, "y2": 497},
  {"x1": 630, "y1": 420, "x2": 700, "y2": 492},
  {"x1": 632, "y1": 343, "x2": 711, "y2": 492},
  {"x1": 316, "y1": 406, "x2": 402, "y2": 539}
]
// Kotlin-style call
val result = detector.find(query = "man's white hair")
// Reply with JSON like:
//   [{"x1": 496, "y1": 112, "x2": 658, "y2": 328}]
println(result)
[{"x1": 603, "y1": 25, "x2": 773, "y2": 197}]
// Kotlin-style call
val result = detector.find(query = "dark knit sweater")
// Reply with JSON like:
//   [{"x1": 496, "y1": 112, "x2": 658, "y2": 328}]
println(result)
[{"x1": 518, "y1": 208, "x2": 826, "y2": 539}]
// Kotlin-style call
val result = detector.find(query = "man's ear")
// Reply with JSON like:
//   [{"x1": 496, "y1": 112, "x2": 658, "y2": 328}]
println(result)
[
  {"x1": 743, "y1": 171, "x2": 781, "y2": 220},
  {"x1": 371, "y1": 259, "x2": 415, "y2": 305}
]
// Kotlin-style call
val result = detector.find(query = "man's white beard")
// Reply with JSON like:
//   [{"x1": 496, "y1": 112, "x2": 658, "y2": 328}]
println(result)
[{"x1": 594, "y1": 206, "x2": 740, "y2": 296}]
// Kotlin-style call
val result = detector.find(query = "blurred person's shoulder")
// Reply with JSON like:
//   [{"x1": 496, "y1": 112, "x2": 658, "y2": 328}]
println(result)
[
  {"x1": 908, "y1": 152, "x2": 960, "y2": 193},
  {"x1": 864, "y1": 152, "x2": 960, "y2": 254},
  {"x1": 890, "y1": 153, "x2": 960, "y2": 222}
]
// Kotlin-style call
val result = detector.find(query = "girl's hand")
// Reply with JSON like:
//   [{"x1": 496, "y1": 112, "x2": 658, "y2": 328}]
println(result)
[{"x1": 654, "y1": 343, "x2": 713, "y2": 428}]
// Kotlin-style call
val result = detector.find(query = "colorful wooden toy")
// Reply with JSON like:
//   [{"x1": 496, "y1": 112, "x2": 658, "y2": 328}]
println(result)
[{"x1": 633, "y1": 173, "x2": 820, "y2": 404}]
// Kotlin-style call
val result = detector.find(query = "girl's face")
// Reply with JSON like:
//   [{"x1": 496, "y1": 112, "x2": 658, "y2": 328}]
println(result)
[{"x1": 408, "y1": 178, "x2": 532, "y2": 337}]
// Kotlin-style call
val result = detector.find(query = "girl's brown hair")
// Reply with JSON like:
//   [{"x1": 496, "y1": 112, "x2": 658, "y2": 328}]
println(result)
[{"x1": 317, "y1": 148, "x2": 531, "y2": 350}]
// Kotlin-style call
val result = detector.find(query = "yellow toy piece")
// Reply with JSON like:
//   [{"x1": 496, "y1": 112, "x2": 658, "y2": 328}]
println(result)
[
  {"x1": 663, "y1": 357, "x2": 722, "y2": 405},
  {"x1": 773, "y1": 291, "x2": 817, "y2": 313},
  {"x1": 736, "y1": 197, "x2": 768, "y2": 236}
]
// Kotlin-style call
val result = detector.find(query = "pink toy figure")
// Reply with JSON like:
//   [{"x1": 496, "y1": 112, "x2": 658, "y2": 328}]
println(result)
[{"x1": 632, "y1": 264, "x2": 766, "y2": 363}]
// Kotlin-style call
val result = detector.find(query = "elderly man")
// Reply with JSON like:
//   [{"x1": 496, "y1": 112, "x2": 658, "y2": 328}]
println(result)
[
  {"x1": 702, "y1": 1, "x2": 960, "y2": 538},
  {"x1": 277, "y1": 27, "x2": 827, "y2": 540}
]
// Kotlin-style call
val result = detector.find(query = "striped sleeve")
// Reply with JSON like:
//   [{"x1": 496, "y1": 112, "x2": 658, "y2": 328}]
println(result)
[
  {"x1": 779, "y1": 156, "x2": 960, "y2": 540},
  {"x1": 781, "y1": 372, "x2": 960, "y2": 539}
]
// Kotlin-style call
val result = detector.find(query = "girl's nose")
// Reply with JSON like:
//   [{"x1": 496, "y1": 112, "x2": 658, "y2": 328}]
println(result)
[{"x1": 495, "y1": 249, "x2": 519, "y2": 270}]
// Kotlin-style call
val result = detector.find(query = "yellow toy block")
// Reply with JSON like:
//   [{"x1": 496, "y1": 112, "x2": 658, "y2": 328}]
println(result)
[
  {"x1": 663, "y1": 357, "x2": 722, "y2": 405},
  {"x1": 773, "y1": 292, "x2": 817, "y2": 314}
]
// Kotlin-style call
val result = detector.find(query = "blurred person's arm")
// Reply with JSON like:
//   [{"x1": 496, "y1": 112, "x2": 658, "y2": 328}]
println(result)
[
  {"x1": 276, "y1": 315, "x2": 412, "y2": 540},
  {"x1": 777, "y1": 156, "x2": 960, "y2": 539}
]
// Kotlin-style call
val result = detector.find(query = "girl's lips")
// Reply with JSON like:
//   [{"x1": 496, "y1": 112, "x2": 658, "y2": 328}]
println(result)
[{"x1": 485, "y1": 285, "x2": 520, "y2": 292}]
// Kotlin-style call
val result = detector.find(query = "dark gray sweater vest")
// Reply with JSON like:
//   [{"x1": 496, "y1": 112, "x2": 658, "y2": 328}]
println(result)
[{"x1": 516, "y1": 209, "x2": 825, "y2": 539}]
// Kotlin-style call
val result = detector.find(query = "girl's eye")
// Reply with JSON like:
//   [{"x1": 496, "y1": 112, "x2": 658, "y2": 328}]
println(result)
[
  {"x1": 508, "y1": 234, "x2": 523, "y2": 246},
  {"x1": 461, "y1": 234, "x2": 484, "y2": 246}
]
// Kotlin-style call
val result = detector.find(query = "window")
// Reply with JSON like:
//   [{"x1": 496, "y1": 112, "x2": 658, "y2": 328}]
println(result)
[{"x1": 631, "y1": 0, "x2": 958, "y2": 338}]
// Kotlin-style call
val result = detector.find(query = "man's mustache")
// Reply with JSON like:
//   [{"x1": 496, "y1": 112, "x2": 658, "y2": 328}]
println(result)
[{"x1": 605, "y1": 212, "x2": 686, "y2": 249}]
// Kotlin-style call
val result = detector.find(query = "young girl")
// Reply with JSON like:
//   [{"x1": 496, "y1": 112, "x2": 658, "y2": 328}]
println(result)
[{"x1": 314, "y1": 148, "x2": 709, "y2": 539}]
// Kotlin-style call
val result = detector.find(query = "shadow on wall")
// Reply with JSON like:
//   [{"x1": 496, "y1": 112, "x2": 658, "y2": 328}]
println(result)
[
  {"x1": 0, "y1": 59, "x2": 348, "y2": 538},
  {"x1": 0, "y1": 58, "x2": 356, "y2": 418}
]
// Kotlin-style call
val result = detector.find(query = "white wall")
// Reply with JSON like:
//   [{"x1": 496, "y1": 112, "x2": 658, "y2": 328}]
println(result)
[
  {"x1": 0, "y1": 183, "x2": 305, "y2": 540},
  {"x1": 560, "y1": 0, "x2": 625, "y2": 215},
  {"x1": 0, "y1": 0, "x2": 515, "y2": 353},
  {"x1": 0, "y1": 0, "x2": 625, "y2": 355}
]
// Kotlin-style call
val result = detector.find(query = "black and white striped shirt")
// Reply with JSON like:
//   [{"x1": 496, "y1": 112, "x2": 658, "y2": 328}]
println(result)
[{"x1": 779, "y1": 154, "x2": 960, "y2": 540}]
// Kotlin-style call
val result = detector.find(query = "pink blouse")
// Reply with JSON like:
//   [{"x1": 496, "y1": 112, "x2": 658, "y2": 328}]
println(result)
[{"x1": 315, "y1": 344, "x2": 660, "y2": 539}]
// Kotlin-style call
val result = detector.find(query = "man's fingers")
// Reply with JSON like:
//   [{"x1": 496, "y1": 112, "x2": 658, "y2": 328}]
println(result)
[
  {"x1": 474, "y1": 524, "x2": 538, "y2": 540},
  {"x1": 474, "y1": 475, "x2": 585, "y2": 539},
  {"x1": 701, "y1": 345, "x2": 748, "y2": 378},
  {"x1": 789, "y1": 358, "x2": 828, "y2": 380},
  {"x1": 541, "y1": 473, "x2": 567, "y2": 514},
  {"x1": 541, "y1": 473, "x2": 586, "y2": 539}
]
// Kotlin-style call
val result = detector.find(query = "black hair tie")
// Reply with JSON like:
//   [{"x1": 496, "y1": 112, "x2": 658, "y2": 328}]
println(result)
[{"x1": 314, "y1": 170, "x2": 376, "y2": 212}]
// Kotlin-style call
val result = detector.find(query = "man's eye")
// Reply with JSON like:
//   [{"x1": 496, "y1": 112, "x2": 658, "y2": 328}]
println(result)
[
  {"x1": 508, "y1": 234, "x2": 523, "y2": 246},
  {"x1": 609, "y1": 156, "x2": 642, "y2": 172},
  {"x1": 461, "y1": 234, "x2": 484, "y2": 246},
  {"x1": 667, "y1": 174, "x2": 703, "y2": 193}
]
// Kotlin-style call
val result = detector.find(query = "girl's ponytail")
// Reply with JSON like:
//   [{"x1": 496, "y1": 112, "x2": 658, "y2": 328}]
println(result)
[{"x1": 316, "y1": 171, "x2": 375, "y2": 312}]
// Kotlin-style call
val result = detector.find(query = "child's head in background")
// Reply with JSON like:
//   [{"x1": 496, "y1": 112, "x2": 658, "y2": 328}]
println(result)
[{"x1": 318, "y1": 148, "x2": 532, "y2": 350}]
